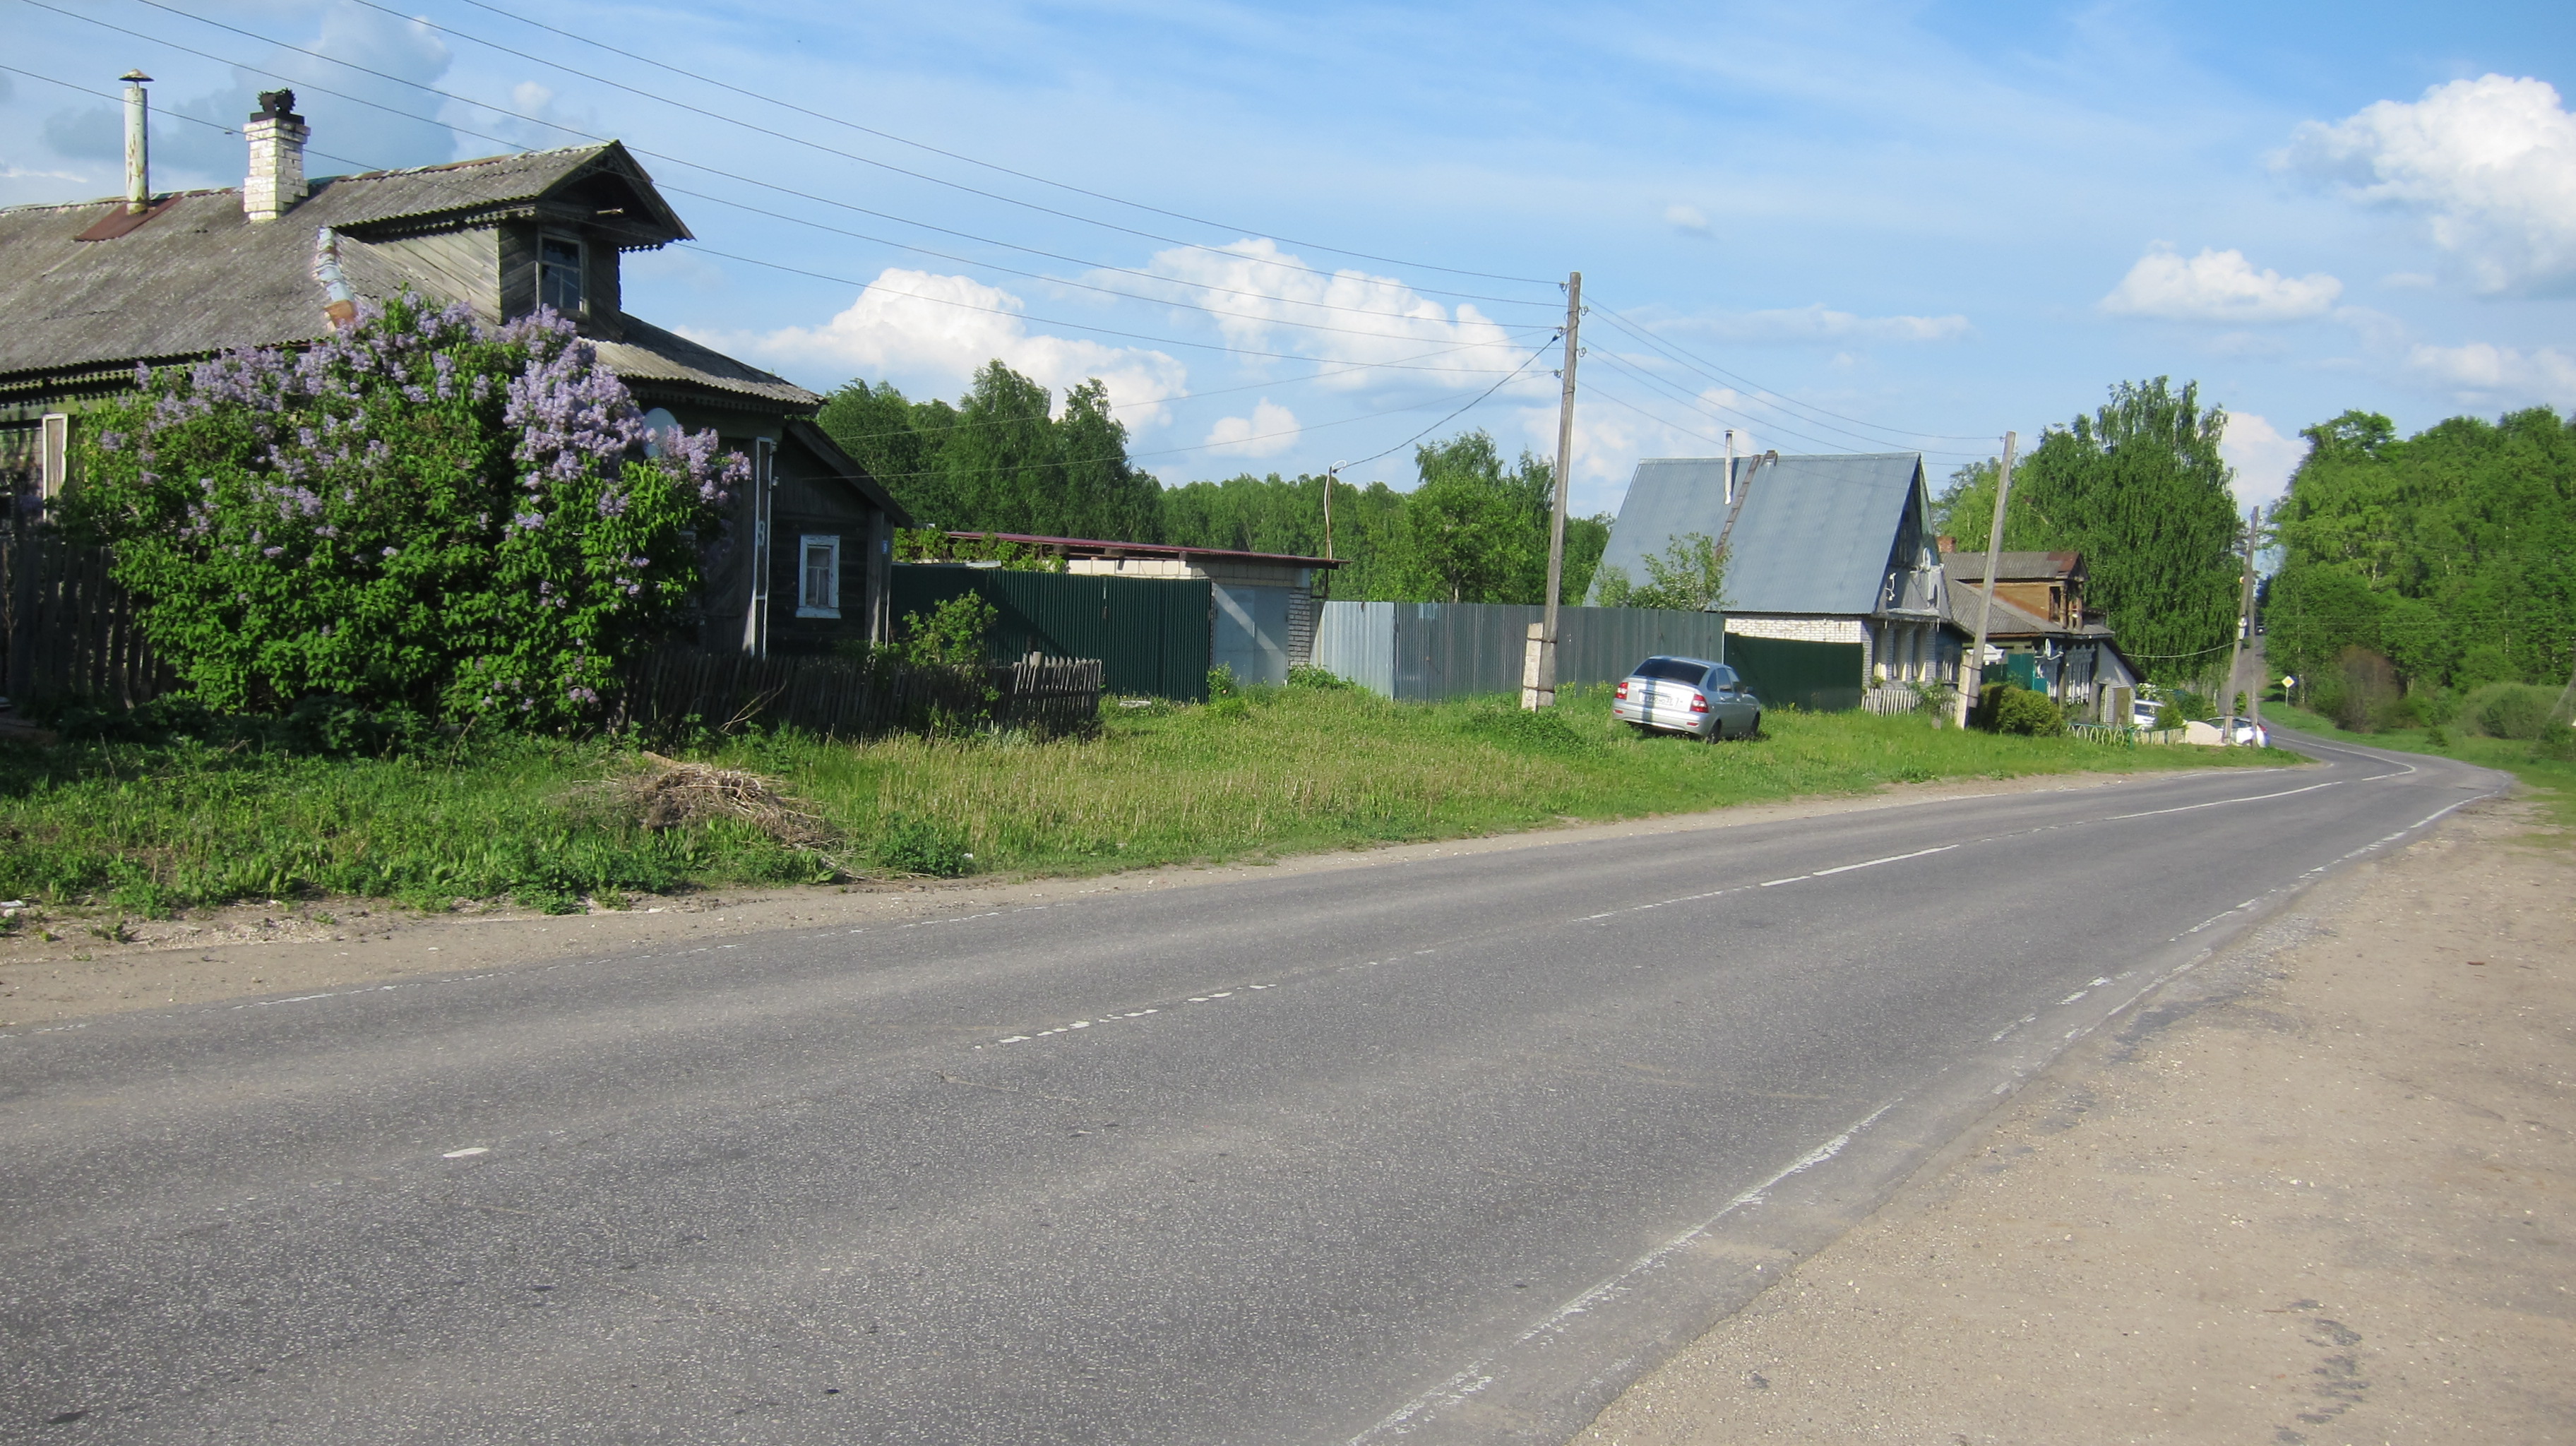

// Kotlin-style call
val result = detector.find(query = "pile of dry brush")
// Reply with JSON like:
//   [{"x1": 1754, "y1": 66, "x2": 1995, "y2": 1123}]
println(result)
[{"x1": 612, "y1": 752, "x2": 837, "y2": 851}]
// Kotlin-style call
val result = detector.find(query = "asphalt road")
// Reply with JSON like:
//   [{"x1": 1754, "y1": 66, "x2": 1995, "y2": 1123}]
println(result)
[{"x1": 0, "y1": 732, "x2": 2508, "y2": 1444}]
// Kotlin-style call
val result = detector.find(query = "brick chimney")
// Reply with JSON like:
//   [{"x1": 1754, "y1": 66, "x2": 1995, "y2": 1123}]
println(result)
[{"x1": 243, "y1": 90, "x2": 309, "y2": 222}]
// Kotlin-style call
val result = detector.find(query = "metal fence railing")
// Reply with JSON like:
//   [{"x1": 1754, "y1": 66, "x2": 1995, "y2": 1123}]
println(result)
[{"x1": 1313, "y1": 601, "x2": 1731, "y2": 703}]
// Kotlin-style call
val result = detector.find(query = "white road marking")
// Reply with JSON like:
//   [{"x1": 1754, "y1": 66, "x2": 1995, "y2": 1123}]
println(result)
[
  {"x1": 2100, "y1": 779, "x2": 2341, "y2": 820},
  {"x1": 1351, "y1": 1099, "x2": 1903, "y2": 1445},
  {"x1": 441, "y1": 1147, "x2": 488, "y2": 1159},
  {"x1": 1760, "y1": 844, "x2": 1957, "y2": 888}
]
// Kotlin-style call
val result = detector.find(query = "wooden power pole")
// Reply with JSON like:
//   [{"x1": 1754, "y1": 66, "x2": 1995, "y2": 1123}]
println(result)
[
  {"x1": 1956, "y1": 431, "x2": 2015, "y2": 728},
  {"x1": 1525, "y1": 270, "x2": 1582, "y2": 710},
  {"x1": 2223, "y1": 504, "x2": 2258, "y2": 743}
]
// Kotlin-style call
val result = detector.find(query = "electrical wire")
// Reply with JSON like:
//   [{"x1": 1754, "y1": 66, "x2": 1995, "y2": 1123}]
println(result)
[
  {"x1": 394, "y1": 0, "x2": 1561, "y2": 291},
  {"x1": 4, "y1": 61, "x2": 1563, "y2": 489},
  {"x1": 1335, "y1": 346, "x2": 1558, "y2": 470},
  {"x1": 855, "y1": 342, "x2": 1561, "y2": 484},
  {"x1": 20, "y1": 0, "x2": 1539, "y2": 344},
  {"x1": 1587, "y1": 301, "x2": 2002, "y2": 449},
  {"x1": 1586, "y1": 345, "x2": 1991, "y2": 461},
  {"x1": 105, "y1": 0, "x2": 1564, "y2": 301}
]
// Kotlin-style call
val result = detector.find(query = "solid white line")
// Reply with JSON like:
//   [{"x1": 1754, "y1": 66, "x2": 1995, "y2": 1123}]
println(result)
[
  {"x1": 1349, "y1": 1099, "x2": 1902, "y2": 1445},
  {"x1": 2101, "y1": 779, "x2": 2341, "y2": 820}
]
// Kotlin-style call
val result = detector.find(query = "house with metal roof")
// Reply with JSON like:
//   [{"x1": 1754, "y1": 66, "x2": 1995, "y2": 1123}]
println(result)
[
  {"x1": 0, "y1": 85, "x2": 907, "y2": 656},
  {"x1": 1594, "y1": 451, "x2": 1962, "y2": 694}
]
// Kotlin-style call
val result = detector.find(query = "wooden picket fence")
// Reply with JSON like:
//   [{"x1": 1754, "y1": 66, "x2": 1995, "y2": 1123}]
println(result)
[
  {"x1": 621, "y1": 646, "x2": 1104, "y2": 741},
  {"x1": 0, "y1": 532, "x2": 1104, "y2": 739},
  {"x1": 1, "y1": 536, "x2": 175, "y2": 708}
]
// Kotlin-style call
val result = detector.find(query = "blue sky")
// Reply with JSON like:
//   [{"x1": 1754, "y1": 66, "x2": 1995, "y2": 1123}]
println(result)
[{"x1": 5, "y1": 0, "x2": 2572, "y2": 515}]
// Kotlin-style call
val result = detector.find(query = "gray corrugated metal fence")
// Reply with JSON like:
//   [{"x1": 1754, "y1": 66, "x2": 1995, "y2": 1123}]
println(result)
[{"x1": 1312, "y1": 601, "x2": 1728, "y2": 702}]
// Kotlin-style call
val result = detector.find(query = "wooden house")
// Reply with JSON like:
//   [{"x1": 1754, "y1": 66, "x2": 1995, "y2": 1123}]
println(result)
[{"x1": 0, "y1": 86, "x2": 907, "y2": 659}]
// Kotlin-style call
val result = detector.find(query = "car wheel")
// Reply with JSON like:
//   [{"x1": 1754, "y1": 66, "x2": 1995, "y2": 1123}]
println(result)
[{"x1": 1748, "y1": 711, "x2": 1761, "y2": 739}]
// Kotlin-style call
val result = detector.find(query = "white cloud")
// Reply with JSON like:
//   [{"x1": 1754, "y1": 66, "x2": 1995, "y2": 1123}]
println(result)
[
  {"x1": 1661, "y1": 304, "x2": 1970, "y2": 345},
  {"x1": 2279, "y1": 74, "x2": 2576, "y2": 294},
  {"x1": 1203, "y1": 400, "x2": 1300, "y2": 458},
  {"x1": 705, "y1": 268, "x2": 1188, "y2": 425},
  {"x1": 2098, "y1": 246, "x2": 2342, "y2": 321},
  {"x1": 2405, "y1": 341, "x2": 2576, "y2": 408},
  {"x1": 1123, "y1": 239, "x2": 1543, "y2": 396},
  {"x1": 1666, "y1": 203, "x2": 1714, "y2": 237},
  {"x1": 1511, "y1": 385, "x2": 1757, "y2": 515},
  {"x1": 2219, "y1": 412, "x2": 2306, "y2": 506}
]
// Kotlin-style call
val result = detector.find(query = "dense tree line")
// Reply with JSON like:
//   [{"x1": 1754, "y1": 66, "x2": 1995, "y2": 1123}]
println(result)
[
  {"x1": 2265, "y1": 407, "x2": 2576, "y2": 707},
  {"x1": 816, "y1": 364, "x2": 1609, "y2": 606},
  {"x1": 1933, "y1": 378, "x2": 2246, "y2": 682}
]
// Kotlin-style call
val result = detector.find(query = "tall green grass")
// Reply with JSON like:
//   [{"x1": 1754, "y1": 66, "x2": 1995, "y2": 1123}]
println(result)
[{"x1": 0, "y1": 683, "x2": 2290, "y2": 914}]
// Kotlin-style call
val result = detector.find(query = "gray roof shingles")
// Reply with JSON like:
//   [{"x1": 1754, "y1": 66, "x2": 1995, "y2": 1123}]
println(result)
[
  {"x1": 1599, "y1": 453, "x2": 1929, "y2": 616},
  {"x1": 0, "y1": 145, "x2": 811, "y2": 408}
]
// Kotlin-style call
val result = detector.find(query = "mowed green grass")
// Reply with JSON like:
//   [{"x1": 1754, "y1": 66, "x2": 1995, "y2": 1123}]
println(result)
[{"x1": 0, "y1": 681, "x2": 2295, "y2": 915}]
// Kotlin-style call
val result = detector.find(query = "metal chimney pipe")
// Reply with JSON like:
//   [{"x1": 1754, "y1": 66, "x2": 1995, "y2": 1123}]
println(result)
[{"x1": 121, "y1": 70, "x2": 151, "y2": 215}]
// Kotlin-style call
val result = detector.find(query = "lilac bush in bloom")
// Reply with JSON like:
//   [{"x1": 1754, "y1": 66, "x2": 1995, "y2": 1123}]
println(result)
[{"x1": 70, "y1": 292, "x2": 742, "y2": 726}]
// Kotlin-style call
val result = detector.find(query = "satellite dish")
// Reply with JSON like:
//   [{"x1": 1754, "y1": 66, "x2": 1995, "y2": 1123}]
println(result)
[{"x1": 639, "y1": 407, "x2": 681, "y2": 459}]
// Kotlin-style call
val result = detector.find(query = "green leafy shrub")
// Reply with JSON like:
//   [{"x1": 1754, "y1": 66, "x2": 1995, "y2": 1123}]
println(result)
[
  {"x1": 67, "y1": 294, "x2": 742, "y2": 729},
  {"x1": 897, "y1": 592, "x2": 1000, "y2": 667},
  {"x1": 1974, "y1": 682, "x2": 2065, "y2": 736},
  {"x1": 2461, "y1": 682, "x2": 2558, "y2": 739},
  {"x1": 1207, "y1": 664, "x2": 1241, "y2": 700},
  {"x1": 1287, "y1": 664, "x2": 1354, "y2": 691},
  {"x1": 873, "y1": 814, "x2": 974, "y2": 877}
]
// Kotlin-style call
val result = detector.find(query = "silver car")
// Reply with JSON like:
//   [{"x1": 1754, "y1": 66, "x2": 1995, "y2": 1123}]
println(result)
[{"x1": 1611, "y1": 655, "x2": 1760, "y2": 740}]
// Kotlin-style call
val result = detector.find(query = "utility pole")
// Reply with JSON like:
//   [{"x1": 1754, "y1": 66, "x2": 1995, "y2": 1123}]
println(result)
[
  {"x1": 1956, "y1": 431, "x2": 2015, "y2": 728},
  {"x1": 1321, "y1": 463, "x2": 1340, "y2": 599},
  {"x1": 2223, "y1": 503, "x2": 2259, "y2": 743},
  {"x1": 1525, "y1": 270, "x2": 1582, "y2": 710}
]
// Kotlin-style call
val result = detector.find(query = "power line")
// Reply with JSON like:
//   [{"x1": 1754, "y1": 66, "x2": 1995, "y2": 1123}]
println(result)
[
  {"x1": 5, "y1": 63, "x2": 1558, "y2": 493},
  {"x1": 407, "y1": 0, "x2": 1561, "y2": 291},
  {"x1": 859, "y1": 343, "x2": 1561, "y2": 484},
  {"x1": 1587, "y1": 301, "x2": 2003, "y2": 449},
  {"x1": 1338, "y1": 347, "x2": 1557, "y2": 470},
  {"x1": 803, "y1": 332, "x2": 1560, "y2": 453},
  {"x1": 1585, "y1": 349, "x2": 1916, "y2": 458},
  {"x1": 23, "y1": 0, "x2": 1542, "y2": 344},
  {"x1": 1586, "y1": 336, "x2": 1991, "y2": 461},
  {"x1": 6, "y1": 63, "x2": 1556, "y2": 419},
  {"x1": 109, "y1": 0, "x2": 1562, "y2": 301},
  {"x1": 682, "y1": 241, "x2": 1559, "y2": 368}
]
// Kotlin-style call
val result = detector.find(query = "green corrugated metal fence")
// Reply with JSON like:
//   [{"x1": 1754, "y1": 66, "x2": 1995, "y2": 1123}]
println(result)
[
  {"x1": 1724, "y1": 634, "x2": 1865, "y2": 712},
  {"x1": 890, "y1": 565, "x2": 1212, "y2": 701}
]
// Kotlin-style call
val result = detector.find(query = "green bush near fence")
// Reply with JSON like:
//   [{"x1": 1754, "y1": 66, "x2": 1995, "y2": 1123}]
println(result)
[{"x1": 0, "y1": 682, "x2": 2291, "y2": 916}]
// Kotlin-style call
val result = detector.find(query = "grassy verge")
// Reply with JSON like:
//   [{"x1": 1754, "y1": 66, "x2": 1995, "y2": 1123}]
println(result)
[
  {"x1": 0, "y1": 682, "x2": 2293, "y2": 916},
  {"x1": 2263, "y1": 702, "x2": 2576, "y2": 827}
]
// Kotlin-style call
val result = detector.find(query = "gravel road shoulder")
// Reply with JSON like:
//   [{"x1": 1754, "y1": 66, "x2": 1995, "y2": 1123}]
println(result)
[{"x1": 1573, "y1": 796, "x2": 2573, "y2": 1446}]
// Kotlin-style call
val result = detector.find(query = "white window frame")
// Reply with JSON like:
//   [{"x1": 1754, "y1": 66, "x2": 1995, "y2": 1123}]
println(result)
[
  {"x1": 40, "y1": 412, "x2": 71, "y2": 501},
  {"x1": 796, "y1": 533, "x2": 842, "y2": 619}
]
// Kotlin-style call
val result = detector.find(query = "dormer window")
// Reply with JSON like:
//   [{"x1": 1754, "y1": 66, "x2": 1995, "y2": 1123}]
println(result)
[{"x1": 539, "y1": 234, "x2": 585, "y2": 316}]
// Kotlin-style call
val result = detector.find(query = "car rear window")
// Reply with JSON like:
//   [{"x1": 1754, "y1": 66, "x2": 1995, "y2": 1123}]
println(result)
[{"x1": 1634, "y1": 657, "x2": 1709, "y2": 683}]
